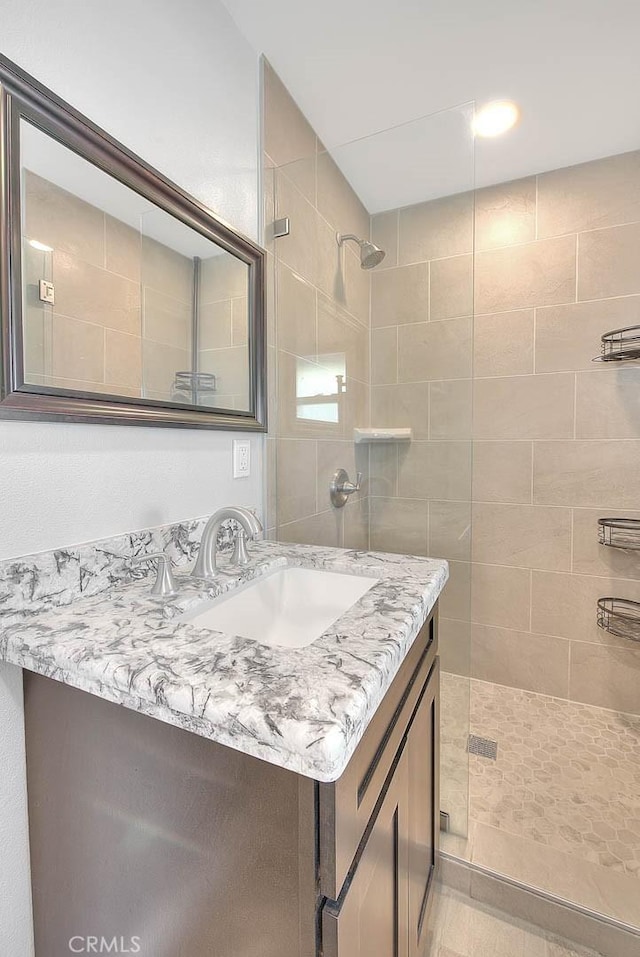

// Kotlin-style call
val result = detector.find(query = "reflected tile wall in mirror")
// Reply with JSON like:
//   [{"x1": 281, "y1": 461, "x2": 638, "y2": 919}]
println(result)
[{"x1": 20, "y1": 122, "x2": 251, "y2": 412}]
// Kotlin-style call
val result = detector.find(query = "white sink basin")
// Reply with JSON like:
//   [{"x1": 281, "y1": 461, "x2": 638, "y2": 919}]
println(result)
[{"x1": 180, "y1": 566, "x2": 379, "y2": 648}]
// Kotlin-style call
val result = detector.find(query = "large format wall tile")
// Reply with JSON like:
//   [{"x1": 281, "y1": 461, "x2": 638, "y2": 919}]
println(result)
[
  {"x1": 430, "y1": 254, "x2": 473, "y2": 320},
  {"x1": 572, "y1": 507, "x2": 640, "y2": 580},
  {"x1": 142, "y1": 237, "x2": 193, "y2": 302},
  {"x1": 575, "y1": 368, "x2": 640, "y2": 438},
  {"x1": 429, "y1": 500, "x2": 472, "y2": 562},
  {"x1": 276, "y1": 438, "x2": 317, "y2": 525},
  {"x1": 537, "y1": 150, "x2": 640, "y2": 237},
  {"x1": 54, "y1": 251, "x2": 141, "y2": 335},
  {"x1": 318, "y1": 293, "x2": 369, "y2": 383},
  {"x1": 371, "y1": 327, "x2": 397, "y2": 384},
  {"x1": 371, "y1": 382, "x2": 430, "y2": 439},
  {"x1": 51, "y1": 314, "x2": 104, "y2": 383},
  {"x1": 144, "y1": 288, "x2": 191, "y2": 351},
  {"x1": 105, "y1": 215, "x2": 141, "y2": 282},
  {"x1": 371, "y1": 262, "x2": 428, "y2": 326},
  {"x1": 398, "y1": 191, "x2": 473, "y2": 263},
  {"x1": 396, "y1": 441, "x2": 430, "y2": 499},
  {"x1": 278, "y1": 509, "x2": 342, "y2": 548},
  {"x1": 141, "y1": 339, "x2": 189, "y2": 396},
  {"x1": 199, "y1": 345, "x2": 249, "y2": 401},
  {"x1": 533, "y1": 440, "x2": 640, "y2": 508},
  {"x1": 471, "y1": 623, "x2": 569, "y2": 697},
  {"x1": 275, "y1": 170, "x2": 320, "y2": 285},
  {"x1": 104, "y1": 330, "x2": 141, "y2": 392},
  {"x1": 398, "y1": 317, "x2": 472, "y2": 382},
  {"x1": 475, "y1": 235, "x2": 576, "y2": 313},
  {"x1": 473, "y1": 374, "x2": 574, "y2": 440},
  {"x1": 473, "y1": 309, "x2": 534, "y2": 377},
  {"x1": 570, "y1": 641, "x2": 640, "y2": 713},
  {"x1": 472, "y1": 441, "x2": 533, "y2": 504},
  {"x1": 531, "y1": 570, "x2": 640, "y2": 647},
  {"x1": 276, "y1": 263, "x2": 316, "y2": 358},
  {"x1": 343, "y1": 495, "x2": 369, "y2": 549},
  {"x1": 369, "y1": 443, "x2": 398, "y2": 497},
  {"x1": 369, "y1": 496, "x2": 428, "y2": 555},
  {"x1": 199, "y1": 300, "x2": 232, "y2": 350},
  {"x1": 317, "y1": 149, "x2": 369, "y2": 241},
  {"x1": 24, "y1": 171, "x2": 105, "y2": 268},
  {"x1": 577, "y1": 222, "x2": 640, "y2": 300},
  {"x1": 472, "y1": 503, "x2": 572, "y2": 571},
  {"x1": 439, "y1": 617, "x2": 471, "y2": 677},
  {"x1": 371, "y1": 210, "x2": 398, "y2": 267},
  {"x1": 342, "y1": 242, "x2": 370, "y2": 324},
  {"x1": 439, "y1": 561, "x2": 471, "y2": 621},
  {"x1": 399, "y1": 441, "x2": 472, "y2": 502},
  {"x1": 535, "y1": 297, "x2": 640, "y2": 372},
  {"x1": 430, "y1": 379, "x2": 472, "y2": 440},
  {"x1": 263, "y1": 62, "x2": 316, "y2": 200},
  {"x1": 474, "y1": 176, "x2": 536, "y2": 251},
  {"x1": 471, "y1": 563, "x2": 531, "y2": 631}
]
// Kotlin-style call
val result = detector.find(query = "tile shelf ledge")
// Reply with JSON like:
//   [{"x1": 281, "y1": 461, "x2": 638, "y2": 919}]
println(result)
[{"x1": 353, "y1": 428, "x2": 413, "y2": 444}]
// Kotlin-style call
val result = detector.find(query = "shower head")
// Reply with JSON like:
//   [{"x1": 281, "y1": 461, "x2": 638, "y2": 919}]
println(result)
[{"x1": 337, "y1": 232, "x2": 386, "y2": 270}]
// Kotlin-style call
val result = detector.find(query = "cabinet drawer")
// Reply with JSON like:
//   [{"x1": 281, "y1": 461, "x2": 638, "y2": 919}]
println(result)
[{"x1": 318, "y1": 605, "x2": 438, "y2": 900}]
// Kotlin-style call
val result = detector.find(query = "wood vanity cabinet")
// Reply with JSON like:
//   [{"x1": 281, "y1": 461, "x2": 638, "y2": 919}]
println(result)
[
  {"x1": 24, "y1": 605, "x2": 439, "y2": 957},
  {"x1": 320, "y1": 620, "x2": 439, "y2": 957}
]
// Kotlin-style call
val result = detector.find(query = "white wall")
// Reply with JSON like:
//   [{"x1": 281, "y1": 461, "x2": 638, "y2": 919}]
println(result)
[{"x1": 0, "y1": 1, "x2": 261, "y2": 951}]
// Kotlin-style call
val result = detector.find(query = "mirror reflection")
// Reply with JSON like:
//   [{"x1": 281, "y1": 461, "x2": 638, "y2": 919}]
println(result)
[{"x1": 20, "y1": 121, "x2": 251, "y2": 411}]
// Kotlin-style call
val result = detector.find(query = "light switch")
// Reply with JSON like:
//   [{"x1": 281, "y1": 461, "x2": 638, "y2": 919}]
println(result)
[
  {"x1": 38, "y1": 279, "x2": 55, "y2": 304},
  {"x1": 233, "y1": 439, "x2": 251, "y2": 478}
]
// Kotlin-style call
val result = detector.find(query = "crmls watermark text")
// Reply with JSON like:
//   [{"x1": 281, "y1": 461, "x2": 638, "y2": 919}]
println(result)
[{"x1": 68, "y1": 937, "x2": 141, "y2": 954}]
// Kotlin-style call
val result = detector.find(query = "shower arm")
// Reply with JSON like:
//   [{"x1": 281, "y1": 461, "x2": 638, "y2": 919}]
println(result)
[{"x1": 337, "y1": 233, "x2": 363, "y2": 248}]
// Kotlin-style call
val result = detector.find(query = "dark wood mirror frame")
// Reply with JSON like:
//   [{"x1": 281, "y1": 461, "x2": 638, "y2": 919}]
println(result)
[{"x1": 0, "y1": 54, "x2": 267, "y2": 431}]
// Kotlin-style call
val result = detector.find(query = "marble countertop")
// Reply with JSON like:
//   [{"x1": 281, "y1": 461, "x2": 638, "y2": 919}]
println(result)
[{"x1": 0, "y1": 540, "x2": 448, "y2": 782}]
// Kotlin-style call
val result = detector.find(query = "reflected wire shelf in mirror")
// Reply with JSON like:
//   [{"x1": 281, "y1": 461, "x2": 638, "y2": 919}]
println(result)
[
  {"x1": 596, "y1": 598, "x2": 640, "y2": 642},
  {"x1": 593, "y1": 325, "x2": 640, "y2": 362}
]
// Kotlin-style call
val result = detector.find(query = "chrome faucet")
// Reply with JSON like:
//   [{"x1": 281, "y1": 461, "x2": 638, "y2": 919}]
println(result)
[
  {"x1": 191, "y1": 506, "x2": 263, "y2": 581},
  {"x1": 131, "y1": 553, "x2": 179, "y2": 598}
]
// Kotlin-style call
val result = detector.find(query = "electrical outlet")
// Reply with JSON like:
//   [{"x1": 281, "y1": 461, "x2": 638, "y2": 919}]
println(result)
[{"x1": 233, "y1": 439, "x2": 250, "y2": 478}]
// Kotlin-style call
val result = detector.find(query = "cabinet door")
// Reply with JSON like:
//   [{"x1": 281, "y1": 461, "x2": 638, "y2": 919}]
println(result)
[
  {"x1": 322, "y1": 751, "x2": 409, "y2": 957},
  {"x1": 407, "y1": 659, "x2": 440, "y2": 957}
]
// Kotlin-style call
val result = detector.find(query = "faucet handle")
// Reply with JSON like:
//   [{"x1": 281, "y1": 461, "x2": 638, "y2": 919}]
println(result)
[
  {"x1": 131, "y1": 552, "x2": 179, "y2": 598},
  {"x1": 232, "y1": 530, "x2": 251, "y2": 566}
]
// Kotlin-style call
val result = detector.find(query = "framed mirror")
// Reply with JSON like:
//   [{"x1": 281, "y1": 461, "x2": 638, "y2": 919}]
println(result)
[{"x1": 0, "y1": 55, "x2": 266, "y2": 430}]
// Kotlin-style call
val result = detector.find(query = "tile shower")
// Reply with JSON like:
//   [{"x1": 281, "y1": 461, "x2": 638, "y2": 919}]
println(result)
[
  {"x1": 22, "y1": 170, "x2": 248, "y2": 406},
  {"x1": 264, "y1": 60, "x2": 640, "y2": 942}
]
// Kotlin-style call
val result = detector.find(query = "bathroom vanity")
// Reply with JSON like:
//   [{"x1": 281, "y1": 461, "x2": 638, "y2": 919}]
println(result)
[{"x1": 0, "y1": 527, "x2": 447, "y2": 957}]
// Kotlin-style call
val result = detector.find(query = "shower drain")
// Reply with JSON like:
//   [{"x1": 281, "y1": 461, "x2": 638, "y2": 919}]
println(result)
[{"x1": 467, "y1": 734, "x2": 498, "y2": 760}]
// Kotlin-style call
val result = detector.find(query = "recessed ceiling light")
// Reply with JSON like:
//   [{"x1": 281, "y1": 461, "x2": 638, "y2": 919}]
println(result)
[
  {"x1": 29, "y1": 239, "x2": 53, "y2": 252},
  {"x1": 472, "y1": 101, "x2": 520, "y2": 138}
]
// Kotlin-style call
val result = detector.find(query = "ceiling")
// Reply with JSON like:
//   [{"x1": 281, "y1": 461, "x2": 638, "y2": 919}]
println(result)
[{"x1": 222, "y1": 0, "x2": 640, "y2": 210}]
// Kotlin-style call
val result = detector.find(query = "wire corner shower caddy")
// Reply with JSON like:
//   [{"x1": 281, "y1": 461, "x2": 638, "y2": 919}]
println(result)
[{"x1": 593, "y1": 324, "x2": 640, "y2": 362}]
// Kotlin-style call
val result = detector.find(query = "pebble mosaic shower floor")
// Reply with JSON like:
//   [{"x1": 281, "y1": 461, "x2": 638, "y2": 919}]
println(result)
[
  {"x1": 440, "y1": 674, "x2": 640, "y2": 930},
  {"x1": 469, "y1": 681, "x2": 640, "y2": 877}
]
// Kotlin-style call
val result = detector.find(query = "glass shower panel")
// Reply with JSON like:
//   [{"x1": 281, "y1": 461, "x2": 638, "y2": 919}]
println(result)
[
  {"x1": 344, "y1": 104, "x2": 476, "y2": 851},
  {"x1": 264, "y1": 63, "x2": 475, "y2": 851}
]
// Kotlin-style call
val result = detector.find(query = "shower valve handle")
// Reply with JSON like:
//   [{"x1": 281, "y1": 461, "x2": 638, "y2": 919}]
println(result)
[{"x1": 330, "y1": 468, "x2": 362, "y2": 508}]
